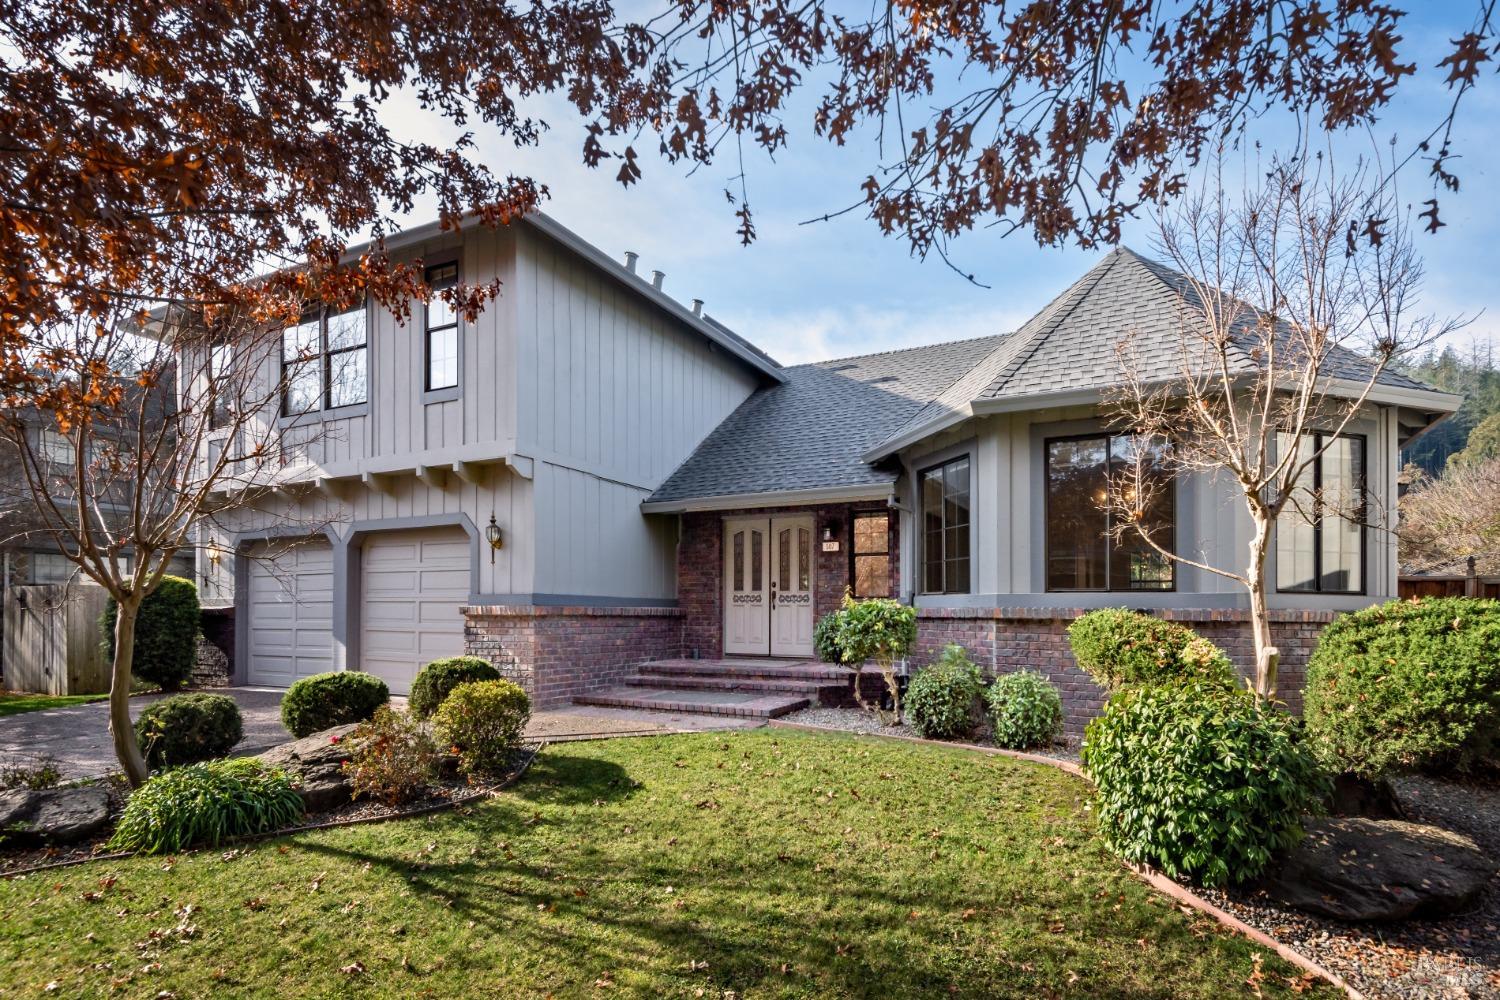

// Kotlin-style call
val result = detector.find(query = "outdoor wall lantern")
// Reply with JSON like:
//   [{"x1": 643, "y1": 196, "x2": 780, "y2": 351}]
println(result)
[{"x1": 485, "y1": 513, "x2": 504, "y2": 563}]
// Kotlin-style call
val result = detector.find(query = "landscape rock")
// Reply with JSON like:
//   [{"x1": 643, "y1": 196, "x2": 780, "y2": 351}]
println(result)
[
  {"x1": 1262, "y1": 816, "x2": 1495, "y2": 922},
  {"x1": 0, "y1": 785, "x2": 111, "y2": 845},
  {"x1": 256, "y1": 724, "x2": 361, "y2": 811}
]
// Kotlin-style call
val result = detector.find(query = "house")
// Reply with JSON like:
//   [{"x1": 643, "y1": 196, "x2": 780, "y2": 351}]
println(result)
[{"x1": 196, "y1": 216, "x2": 1460, "y2": 729}]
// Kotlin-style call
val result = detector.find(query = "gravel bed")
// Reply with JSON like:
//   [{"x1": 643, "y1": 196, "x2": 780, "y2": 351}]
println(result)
[
  {"x1": 779, "y1": 707, "x2": 1080, "y2": 762},
  {"x1": 1193, "y1": 772, "x2": 1500, "y2": 1000}
]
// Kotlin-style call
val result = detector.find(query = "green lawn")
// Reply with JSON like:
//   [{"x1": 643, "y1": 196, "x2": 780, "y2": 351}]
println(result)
[
  {"x1": 0, "y1": 730, "x2": 1334, "y2": 998},
  {"x1": 0, "y1": 691, "x2": 108, "y2": 717}
]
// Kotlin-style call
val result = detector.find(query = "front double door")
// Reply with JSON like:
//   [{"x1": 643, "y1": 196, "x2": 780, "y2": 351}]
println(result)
[{"x1": 723, "y1": 516, "x2": 815, "y2": 657}]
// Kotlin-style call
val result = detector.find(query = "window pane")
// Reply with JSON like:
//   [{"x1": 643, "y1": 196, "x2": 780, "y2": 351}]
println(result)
[
  {"x1": 427, "y1": 324, "x2": 459, "y2": 390},
  {"x1": 778, "y1": 528, "x2": 791, "y2": 591},
  {"x1": 853, "y1": 513, "x2": 888, "y2": 555},
  {"x1": 798, "y1": 528, "x2": 810, "y2": 590},
  {"x1": 732, "y1": 531, "x2": 744, "y2": 592},
  {"x1": 1276, "y1": 433, "x2": 1320, "y2": 592},
  {"x1": 283, "y1": 360, "x2": 320, "y2": 415},
  {"x1": 429, "y1": 294, "x2": 456, "y2": 332},
  {"x1": 1046, "y1": 438, "x2": 1108, "y2": 589},
  {"x1": 328, "y1": 348, "x2": 367, "y2": 407},
  {"x1": 1320, "y1": 436, "x2": 1363, "y2": 592},
  {"x1": 1108, "y1": 435, "x2": 1175, "y2": 591},
  {"x1": 39, "y1": 428, "x2": 72, "y2": 465},
  {"x1": 283, "y1": 318, "x2": 319, "y2": 361},
  {"x1": 751, "y1": 529, "x2": 762, "y2": 591},
  {"x1": 947, "y1": 557, "x2": 970, "y2": 594},
  {"x1": 326, "y1": 305, "x2": 366, "y2": 350},
  {"x1": 921, "y1": 457, "x2": 971, "y2": 593},
  {"x1": 854, "y1": 555, "x2": 889, "y2": 598}
]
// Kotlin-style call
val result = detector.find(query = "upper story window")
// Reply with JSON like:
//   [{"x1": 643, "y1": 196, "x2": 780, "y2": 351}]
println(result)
[
  {"x1": 425, "y1": 262, "x2": 459, "y2": 392},
  {"x1": 1045, "y1": 433, "x2": 1174, "y2": 592},
  {"x1": 39, "y1": 427, "x2": 72, "y2": 466},
  {"x1": 1276, "y1": 432, "x2": 1365, "y2": 594},
  {"x1": 209, "y1": 342, "x2": 233, "y2": 430},
  {"x1": 852, "y1": 511, "x2": 892, "y2": 598},
  {"x1": 282, "y1": 301, "x2": 367, "y2": 416},
  {"x1": 920, "y1": 455, "x2": 970, "y2": 594}
]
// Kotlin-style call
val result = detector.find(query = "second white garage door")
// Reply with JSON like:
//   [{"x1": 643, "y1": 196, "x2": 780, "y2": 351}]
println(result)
[{"x1": 359, "y1": 528, "x2": 471, "y2": 695}]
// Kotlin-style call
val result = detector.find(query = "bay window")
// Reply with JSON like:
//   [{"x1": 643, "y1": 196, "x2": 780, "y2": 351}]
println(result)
[
  {"x1": 1045, "y1": 433, "x2": 1174, "y2": 591},
  {"x1": 920, "y1": 456, "x2": 970, "y2": 594},
  {"x1": 1276, "y1": 433, "x2": 1365, "y2": 594}
]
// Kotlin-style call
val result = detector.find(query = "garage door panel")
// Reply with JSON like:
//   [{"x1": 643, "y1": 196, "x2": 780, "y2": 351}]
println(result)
[
  {"x1": 246, "y1": 540, "x2": 334, "y2": 687},
  {"x1": 360, "y1": 528, "x2": 469, "y2": 696}
]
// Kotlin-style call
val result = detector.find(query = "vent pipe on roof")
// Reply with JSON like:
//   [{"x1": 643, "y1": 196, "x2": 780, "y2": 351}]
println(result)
[
  {"x1": 651, "y1": 269, "x2": 665, "y2": 290},
  {"x1": 623, "y1": 251, "x2": 639, "y2": 273},
  {"x1": 691, "y1": 298, "x2": 704, "y2": 316}
]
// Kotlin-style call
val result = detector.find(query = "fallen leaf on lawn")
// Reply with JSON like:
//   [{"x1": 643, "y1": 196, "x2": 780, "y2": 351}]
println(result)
[
  {"x1": 309, "y1": 872, "x2": 326, "y2": 892},
  {"x1": 960, "y1": 908, "x2": 976, "y2": 921},
  {"x1": 593, "y1": 973, "x2": 614, "y2": 989},
  {"x1": 340, "y1": 962, "x2": 365, "y2": 976}
]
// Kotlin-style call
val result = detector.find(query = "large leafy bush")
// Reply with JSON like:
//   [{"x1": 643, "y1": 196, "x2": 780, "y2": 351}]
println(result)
[
  {"x1": 1066, "y1": 608, "x2": 1235, "y2": 691},
  {"x1": 986, "y1": 671, "x2": 1063, "y2": 749},
  {"x1": 432, "y1": 679, "x2": 531, "y2": 778},
  {"x1": 279, "y1": 671, "x2": 389, "y2": 738},
  {"x1": 834, "y1": 594, "x2": 918, "y2": 723},
  {"x1": 134, "y1": 693, "x2": 243, "y2": 769},
  {"x1": 813, "y1": 611, "x2": 845, "y2": 665},
  {"x1": 905, "y1": 645, "x2": 983, "y2": 739},
  {"x1": 1082, "y1": 682, "x2": 1327, "y2": 887},
  {"x1": 1304, "y1": 597, "x2": 1500, "y2": 778},
  {"x1": 344, "y1": 707, "x2": 440, "y2": 805},
  {"x1": 109, "y1": 758, "x2": 303, "y2": 854},
  {"x1": 101, "y1": 575, "x2": 201, "y2": 691},
  {"x1": 408, "y1": 656, "x2": 500, "y2": 719}
]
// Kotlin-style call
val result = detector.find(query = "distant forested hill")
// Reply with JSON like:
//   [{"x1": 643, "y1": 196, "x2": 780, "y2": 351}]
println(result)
[{"x1": 1398, "y1": 343, "x2": 1500, "y2": 475}]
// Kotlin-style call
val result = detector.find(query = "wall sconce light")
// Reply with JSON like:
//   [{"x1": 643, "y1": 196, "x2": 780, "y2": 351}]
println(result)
[
  {"x1": 821, "y1": 520, "x2": 843, "y2": 553},
  {"x1": 485, "y1": 513, "x2": 503, "y2": 563}
]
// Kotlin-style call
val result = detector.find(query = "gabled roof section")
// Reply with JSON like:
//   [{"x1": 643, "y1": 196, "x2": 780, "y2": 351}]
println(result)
[
  {"x1": 864, "y1": 246, "x2": 1456, "y2": 461},
  {"x1": 644, "y1": 334, "x2": 1009, "y2": 510}
]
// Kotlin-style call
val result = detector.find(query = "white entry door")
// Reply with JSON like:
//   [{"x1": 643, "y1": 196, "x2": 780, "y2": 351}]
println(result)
[
  {"x1": 360, "y1": 528, "x2": 471, "y2": 695},
  {"x1": 722, "y1": 516, "x2": 815, "y2": 658}
]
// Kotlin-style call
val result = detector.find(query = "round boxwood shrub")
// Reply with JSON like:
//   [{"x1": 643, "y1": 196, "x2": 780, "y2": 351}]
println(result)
[
  {"x1": 101, "y1": 575, "x2": 201, "y2": 691},
  {"x1": 134, "y1": 692, "x2": 244, "y2": 769},
  {"x1": 279, "y1": 671, "x2": 389, "y2": 738},
  {"x1": 986, "y1": 670, "x2": 1063, "y2": 749},
  {"x1": 108, "y1": 758, "x2": 303, "y2": 855},
  {"x1": 905, "y1": 645, "x2": 984, "y2": 740},
  {"x1": 432, "y1": 679, "x2": 531, "y2": 777},
  {"x1": 1304, "y1": 597, "x2": 1500, "y2": 779},
  {"x1": 813, "y1": 611, "x2": 845, "y2": 665},
  {"x1": 409, "y1": 656, "x2": 500, "y2": 719},
  {"x1": 1066, "y1": 608, "x2": 1236, "y2": 691},
  {"x1": 1082, "y1": 682, "x2": 1328, "y2": 887}
]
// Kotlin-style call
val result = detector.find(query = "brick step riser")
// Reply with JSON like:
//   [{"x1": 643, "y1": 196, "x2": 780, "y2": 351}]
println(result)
[
  {"x1": 638, "y1": 663, "x2": 852, "y2": 682},
  {"x1": 573, "y1": 693, "x2": 810, "y2": 719},
  {"x1": 627, "y1": 674, "x2": 843, "y2": 695}
]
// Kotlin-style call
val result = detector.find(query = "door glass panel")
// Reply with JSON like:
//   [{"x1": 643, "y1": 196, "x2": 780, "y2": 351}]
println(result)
[
  {"x1": 732, "y1": 531, "x2": 745, "y2": 591},
  {"x1": 778, "y1": 529, "x2": 791, "y2": 590},
  {"x1": 798, "y1": 528, "x2": 810, "y2": 590},
  {"x1": 751, "y1": 530, "x2": 762, "y2": 591}
]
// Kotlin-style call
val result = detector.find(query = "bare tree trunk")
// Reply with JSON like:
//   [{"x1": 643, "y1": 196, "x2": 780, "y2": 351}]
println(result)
[
  {"x1": 1247, "y1": 519, "x2": 1281, "y2": 702},
  {"x1": 111, "y1": 600, "x2": 150, "y2": 787}
]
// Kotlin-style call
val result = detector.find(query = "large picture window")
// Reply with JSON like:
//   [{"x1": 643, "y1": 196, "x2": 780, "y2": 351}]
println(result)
[
  {"x1": 920, "y1": 456, "x2": 970, "y2": 594},
  {"x1": 424, "y1": 262, "x2": 459, "y2": 392},
  {"x1": 851, "y1": 511, "x2": 892, "y2": 598},
  {"x1": 1276, "y1": 433, "x2": 1365, "y2": 594},
  {"x1": 281, "y1": 301, "x2": 367, "y2": 416},
  {"x1": 1045, "y1": 433, "x2": 1174, "y2": 591}
]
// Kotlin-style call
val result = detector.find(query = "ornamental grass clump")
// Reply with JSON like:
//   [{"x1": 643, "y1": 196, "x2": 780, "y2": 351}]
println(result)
[
  {"x1": 905, "y1": 645, "x2": 984, "y2": 740},
  {"x1": 1066, "y1": 608, "x2": 1236, "y2": 691},
  {"x1": 986, "y1": 671, "x2": 1063, "y2": 749},
  {"x1": 432, "y1": 679, "x2": 531, "y2": 778},
  {"x1": 108, "y1": 758, "x2": 303, "y2": 855},
  {"x1": 1082, "y1": 682, "x2": 1327, "y2": 887},
  {"x1": 1304, "y1": 597, "x2": 1500, "y2": 778},
  {"x1": 409, "y1": 656, "x2": 501, "y2": 719},
  {"x1": 134, "y1": 692, "x2": 244, "y2": 769}
]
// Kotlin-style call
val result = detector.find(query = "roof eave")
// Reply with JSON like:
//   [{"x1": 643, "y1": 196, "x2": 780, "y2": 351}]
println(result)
[{"x1": 641, "y1": 481, "x2": 895, "y2": 514}]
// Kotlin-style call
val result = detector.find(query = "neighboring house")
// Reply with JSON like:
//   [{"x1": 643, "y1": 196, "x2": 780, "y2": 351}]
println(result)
[{"x1": 199, "y1": 221, "x2": 1460, "y2": 727}]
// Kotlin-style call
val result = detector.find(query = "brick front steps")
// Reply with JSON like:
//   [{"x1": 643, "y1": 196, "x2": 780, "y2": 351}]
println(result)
[{"x1": 572, "y1": 658, "x2": 853, "y2": 719}]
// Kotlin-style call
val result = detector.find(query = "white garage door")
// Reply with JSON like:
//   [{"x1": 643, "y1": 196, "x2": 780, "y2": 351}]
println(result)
[
  {"x1": 360, "y1": 528, "x2": 470, "y2": 695},
  {"x1": 246, "y1": 539, "x2": 334, "y2": 687}
]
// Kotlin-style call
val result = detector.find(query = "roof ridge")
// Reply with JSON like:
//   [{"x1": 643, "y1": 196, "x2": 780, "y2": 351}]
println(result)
[{"x1": 795, "y1": 332, "x2": 1008, "y2": 370}]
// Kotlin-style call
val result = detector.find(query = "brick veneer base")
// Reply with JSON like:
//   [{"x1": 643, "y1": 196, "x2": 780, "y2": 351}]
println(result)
[
  {"x1": 915, "y1": 607, "x2": 1336, "y2": 739},
  {"x1": 462, "y1": 605, "x2": 685, "y2": 708}
]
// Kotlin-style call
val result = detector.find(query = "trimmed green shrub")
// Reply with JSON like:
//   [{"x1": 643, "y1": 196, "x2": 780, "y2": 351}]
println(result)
[
  {"x1": 344, "y1": 707, "x2": 439, "y2": 805},
  {"x1": 813, "y1": 611, "x2": 845, "y2": 665},
  {"x1": 409, "y1": 656, "x2": 500, "y2": 719},
  {"x1": 134, "y1": 693, "x2": 244, "y2": 769},
  {"x1": 108, "y1": 758, "x2": 303, "y2": 854},
  {"x1": 1082, "y1": 682, "x2": 1327, "y2": 887},
  {"x1": 279, "y1": 671, "x2": 389, "y2": 738},
  {"x1": 432, "y1": 679, "x2": 531, "y2": 778},
  {"x1": 834, "y1": 595, "x2": 918, "y2": 723},
  {"x1": 1304, "y1": 597, "x2": 1500, "y2": 778},
  {"x1": 905, "y1": 645, "x2": 984, "y2": 739},
  {"x1": 1066, "y1": 608, "x2": 1236, "y2": 691},
  {"x1": 101, "y1": 575, "x2": 201, "y2": 691},
  {"x1": 986, "y1": 671, "x2": 1063, "y2": 749}
]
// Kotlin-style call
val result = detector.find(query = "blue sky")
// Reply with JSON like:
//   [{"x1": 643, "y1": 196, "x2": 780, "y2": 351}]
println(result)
[{"x1": 392, "y1": 3, "x2": 1500, "y2": 367}]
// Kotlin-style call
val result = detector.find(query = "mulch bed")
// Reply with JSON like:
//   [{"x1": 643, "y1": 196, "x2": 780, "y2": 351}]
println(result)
[{"x1": 1, "y1": 747, "x2": 536, "y2": 877}]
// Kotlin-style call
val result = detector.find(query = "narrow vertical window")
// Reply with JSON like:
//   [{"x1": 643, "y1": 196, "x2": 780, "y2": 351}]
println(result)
[
  {"x1": 920, "y1": 456, "x2": 971, "y2": 594},
  {"x1": 751, "y1": 529, "x2": 763, "y2": 592},
  {"x1": 425, "y1": 262, "x2": 460, "y2": 392},
  {"x1": 1276, "y1": 433, "x2": 1365, "y2": 593},
  {"x1": 732, "y1": 531, "x2": 745, "y2": 592},
  {"x1": 798, "y1": 527, "x2": 811, "y2": 591},
  {"x1": 209, "y1": 343, "x2": 233, "y2": 430},
  {"x1": 852, "y1": 512, "x2": 891, "y2": 598},
  {"x1": 778, "y1": 528, "x2": 791, "y2": 590}
]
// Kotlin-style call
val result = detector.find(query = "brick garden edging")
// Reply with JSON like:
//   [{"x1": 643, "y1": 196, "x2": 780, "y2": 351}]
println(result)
[{"x1": 768, "y1": 718, "x2": 1366, "y2": 1000}]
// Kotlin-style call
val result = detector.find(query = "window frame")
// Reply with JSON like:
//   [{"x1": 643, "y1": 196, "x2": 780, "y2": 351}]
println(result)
[
  {"x1": 849, "y1": 509, "x2": 893, "y2": 599},
  {"x1": 1042, "y1": 431, "x2": 1177, "y2": 594},
  {"x1": 1275, "y1": 431, "x2": 1368, "y2": 596},
  {"x1": 422, "y1": 260, "x2": 461, "y2": 396},
  {"x1": 37, "y1": 427, "x2": 73, "y2": 467},
  {"x1": 918, "y1": 454, "x2": 972, "y2": 595},
  {"x1": 280, "y1": 300, "x2": 368, "y2": 418}
]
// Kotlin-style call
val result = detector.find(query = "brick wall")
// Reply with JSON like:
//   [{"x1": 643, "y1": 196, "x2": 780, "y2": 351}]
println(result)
[
  {"x1": 463, "y1": 605, "x2": 685, "y2": 708},
  {"x1": 914, "y1": 607, "x2": 1335, "y2": 740},
  {"x1": 679, "y1": 503, "x2": 900, "y2": 659},
  {"x1": 193, "y1": 606, "x2": 234, "y2": 688}
]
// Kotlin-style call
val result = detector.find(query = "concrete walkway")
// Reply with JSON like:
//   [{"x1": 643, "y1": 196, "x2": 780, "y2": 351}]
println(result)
[{"x1": 1, "y1": 687, "x2": 762, "y2": 779}]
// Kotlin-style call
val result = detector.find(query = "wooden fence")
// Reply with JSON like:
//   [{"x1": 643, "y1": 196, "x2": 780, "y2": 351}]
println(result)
[
  {"x1": 1397, "y1": 561, "x2": 1500, "y2": 601},
  {"x1": 1, "y1": 582, "x2": 111, "y2": 695}
]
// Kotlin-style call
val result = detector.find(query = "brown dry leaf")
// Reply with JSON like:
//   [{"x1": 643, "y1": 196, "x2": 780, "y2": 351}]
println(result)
[{"x1": 340, "y1": 961, "x2": 365, "y2": 976}]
